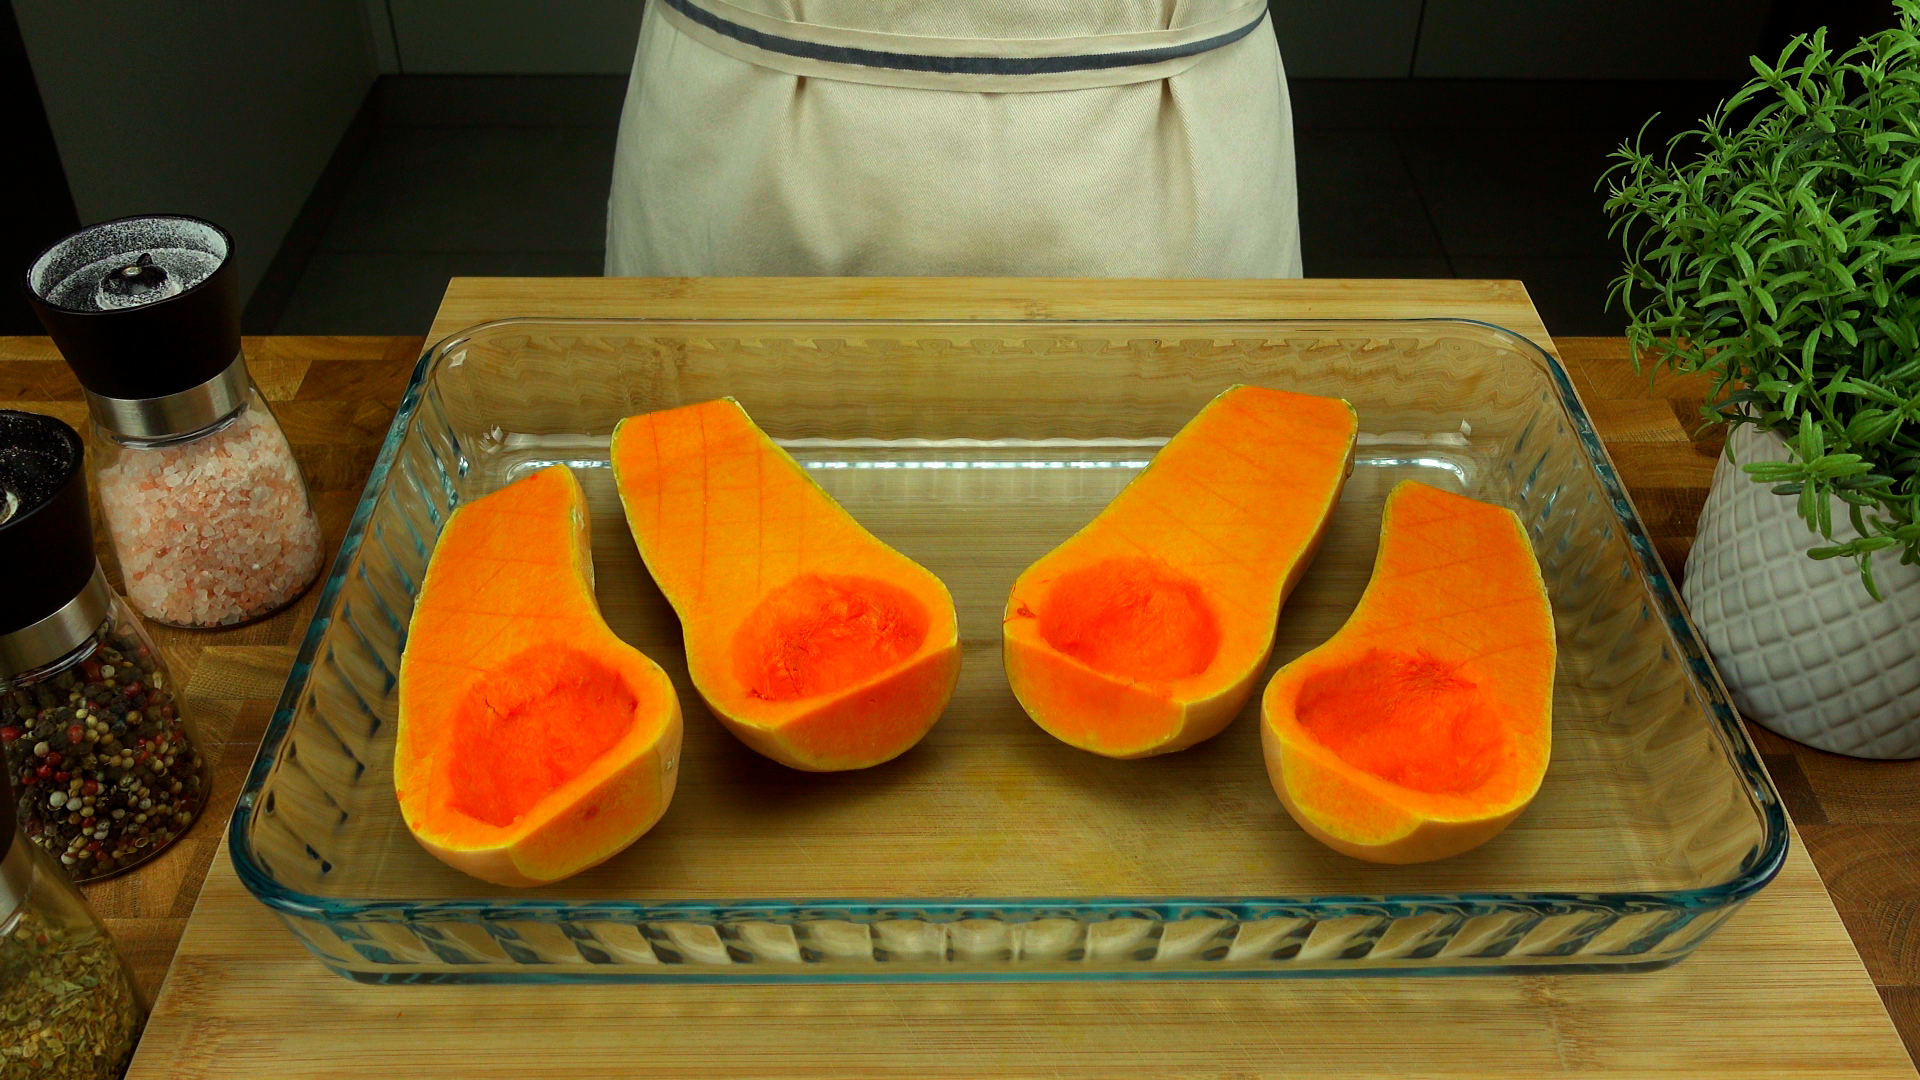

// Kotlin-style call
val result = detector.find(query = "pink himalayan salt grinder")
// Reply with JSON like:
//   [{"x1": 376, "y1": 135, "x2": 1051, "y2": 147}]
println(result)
[{"x1": 26, "y1": 216, "x2": 322, "y2": 629}]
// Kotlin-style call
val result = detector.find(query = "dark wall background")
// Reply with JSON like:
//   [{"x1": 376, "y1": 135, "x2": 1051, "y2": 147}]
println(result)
[
  {"x1": 2, "y1": 0, "x2": 78, "y2": 333},
  {"x1": 1766, "y1": 0, "x2": 1905, "y2": 55}
]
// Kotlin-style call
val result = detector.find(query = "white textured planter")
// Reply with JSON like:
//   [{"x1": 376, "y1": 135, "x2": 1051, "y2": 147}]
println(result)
[{"x1": 1683, "y1": 423, "x2": 1920, "y2": 759}]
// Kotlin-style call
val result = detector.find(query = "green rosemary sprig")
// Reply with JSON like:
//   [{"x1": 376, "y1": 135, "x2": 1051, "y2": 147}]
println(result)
[{"x1": 1602, "y1": 0, "x2": 1920, "y2": 600}]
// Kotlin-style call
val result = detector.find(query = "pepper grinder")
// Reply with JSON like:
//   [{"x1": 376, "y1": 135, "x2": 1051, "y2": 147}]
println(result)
[
  {"x1": 0, "y1": 763, "x2": 146, "y2": 1079},
  {"x1": 0, "y1": 410, "x2": 206, "y2": 881},
  {"x1": 26, "y1": 215, "x2": 323, "y2": 629}
]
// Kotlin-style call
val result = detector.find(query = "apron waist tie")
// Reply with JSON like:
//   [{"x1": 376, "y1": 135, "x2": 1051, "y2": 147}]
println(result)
[{"x1": 654, "y1": 0, "x2": 1272, "y2": 91}]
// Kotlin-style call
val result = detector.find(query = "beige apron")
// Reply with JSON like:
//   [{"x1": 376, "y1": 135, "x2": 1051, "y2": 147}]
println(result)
[{"x1": 604, "y1": 0, "x2": 1300, "y2": 278}]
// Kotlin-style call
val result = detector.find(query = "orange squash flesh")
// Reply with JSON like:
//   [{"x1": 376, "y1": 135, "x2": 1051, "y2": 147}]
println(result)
[
  {"x1": 395, "y1": 465, "x2": 683, "y2": 887},
  {"x1": 1003, "y1": 385, "x2": 1359, "y2": 759},
  {"x1": 1261, "y1": 480, "x2": 1554, "y2": 864},
  {"x1": 610, "y1": 399, "x2": 961, "y2": 772}
]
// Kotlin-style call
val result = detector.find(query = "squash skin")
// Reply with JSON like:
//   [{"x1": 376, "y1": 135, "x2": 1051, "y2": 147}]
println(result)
[
  {"x1": 395, "y1": 466, "x2": 683, "y2": 888},
  {"x1": 1003, "y1": 385, "x2": 1358, "y2": 759},
  {"x1": 610, "y1": 399, "x2": 961, "y2": 772},
  {"x1": 1260, "y1": 480, "x2": 1554, "y2": 864}
]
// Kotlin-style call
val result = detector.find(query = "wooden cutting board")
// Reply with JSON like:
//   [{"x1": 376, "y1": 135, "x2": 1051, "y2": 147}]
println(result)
[{"x1": 120, "y1": 278, "x2": 1916, "y2": 1078}]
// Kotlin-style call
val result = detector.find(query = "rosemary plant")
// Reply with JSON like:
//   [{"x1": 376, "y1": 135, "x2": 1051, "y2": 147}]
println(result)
[{"x1": 1603, "y1": 1, "x2": 1920, "y2": 599}]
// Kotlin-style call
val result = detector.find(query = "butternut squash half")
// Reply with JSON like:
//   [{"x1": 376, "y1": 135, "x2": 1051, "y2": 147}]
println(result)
[
  {"x1": 1003, "y1": 385, "x2": 1358, "y2": 759},
  {"x1": 610, "y1": 399, "x2": 961, "y2": 772},
  {"x1": 395, "y1": 465, "x2": 683, "y2": 887},
  {"x1": 1261, "y1": 480, "x2": 1555, "y2": 864}
]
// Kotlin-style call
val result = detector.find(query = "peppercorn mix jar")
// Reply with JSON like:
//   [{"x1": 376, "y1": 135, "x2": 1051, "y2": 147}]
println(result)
[
  {"x1": 0, "y1": 410, "x2": 207, "y2": 881},
  {"x1": 1, "y1": 597, "x2": 206, "y2": 881}
]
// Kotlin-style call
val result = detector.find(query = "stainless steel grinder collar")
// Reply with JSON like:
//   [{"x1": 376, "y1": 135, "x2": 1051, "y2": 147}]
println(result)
[
  {"x1": 0, "y1": 565, "x2": 112, "y2": 682},
  {"x1": 85, "y1": 350, "x2": 251, "y2": 441}
]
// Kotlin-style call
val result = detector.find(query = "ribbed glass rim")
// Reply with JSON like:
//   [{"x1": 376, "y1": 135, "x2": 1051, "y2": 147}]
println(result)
[{"x1": 229, "y1": 316, "x2": 1789, "y2": 928}]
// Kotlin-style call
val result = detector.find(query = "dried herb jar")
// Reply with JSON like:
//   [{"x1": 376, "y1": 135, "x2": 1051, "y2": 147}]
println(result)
[
  {"x1": 27, "y1": 215, "x2": 322, "y2": 628},
  {"x1": 0, "y1": 411, "x2": 207, "y2": 881},
  {"x1": 0, "y1": 768, "x2": 146, "y2": 1079}
]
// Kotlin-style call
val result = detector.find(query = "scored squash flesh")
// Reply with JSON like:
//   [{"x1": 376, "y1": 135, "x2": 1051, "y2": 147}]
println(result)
[
  {"x1": 1261, "y1": 480, "x2": 1555, "y2": 864},
  {"x1": 395, "y1": 465, "x2": 683, "y2": 888},
  {"x1": 1003, "y1": 385, "x2": 1359, "y2": 759},
  {"x1": 610, "y1": 398, "x2": 961, "y2": 772}
]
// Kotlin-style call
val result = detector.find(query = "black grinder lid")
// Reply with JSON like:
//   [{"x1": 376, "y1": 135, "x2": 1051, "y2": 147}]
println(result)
[
  {"x1": 0, "y1": 411, "x2": 93, "y2": 638},
  {"x1": 24, "y1": 215, "x2": 240, "y2": 402}
]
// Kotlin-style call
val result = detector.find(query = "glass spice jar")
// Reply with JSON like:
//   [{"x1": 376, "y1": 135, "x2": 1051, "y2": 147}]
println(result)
[
  {"x1": 2, "y1": 597, "x2": 205, "y2": 881},
  {"x1": 0, "y1": 767, "x2": 146, "y2": 1080},
  {"x1": 26, "y1": 214, "x2": 323, "y2": 629},
  {"x1": 91, "y1": 388, "x2": 322, "y2": 628},
  {"x1": 0, "y1": 411, "x2": 207, "y2": 882}
]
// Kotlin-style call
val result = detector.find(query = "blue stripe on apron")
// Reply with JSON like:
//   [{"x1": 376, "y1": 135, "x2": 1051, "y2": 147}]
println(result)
[{"x1": 657, "y1": 0, "x2": 1270, "y2": 76}]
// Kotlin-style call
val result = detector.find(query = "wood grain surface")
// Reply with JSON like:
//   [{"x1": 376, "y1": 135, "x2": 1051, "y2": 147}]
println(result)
[{"x1": 0, "y1": 276, "x2": 1913, "y2": 1076}]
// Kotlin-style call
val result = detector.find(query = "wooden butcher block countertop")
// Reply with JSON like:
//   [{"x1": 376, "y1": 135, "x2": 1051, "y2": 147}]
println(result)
[{"x1": 2, "y1": 277, "x2": 1913, "y2": 1077}]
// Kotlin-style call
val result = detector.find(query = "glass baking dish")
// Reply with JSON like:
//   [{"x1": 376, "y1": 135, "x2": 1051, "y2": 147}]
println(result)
[{"x1": 231, "y1": 318, "x2": 1786, "y2": 983}]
